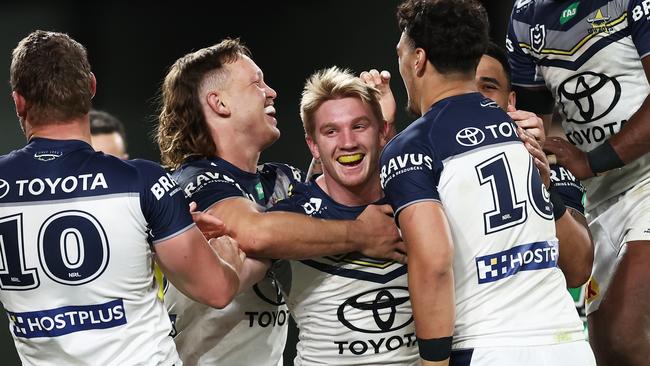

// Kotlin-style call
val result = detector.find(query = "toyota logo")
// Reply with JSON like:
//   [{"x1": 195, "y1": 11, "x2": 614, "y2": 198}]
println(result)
[
  {"x1": 337, "y1": 287, "x2": 412, "y2": 334},
  {"x1": 253, "y1": 279, "x2": 285, "y2": 306},
  {"x1": 0, "y1": 179, "x2": 9, "y2": 199},
  {"x1": 456, "y1": 127, "x2": 485, "y2": 147},
  {"x1": 558, "y1": 72, "x2": 621, "y2": 124}
]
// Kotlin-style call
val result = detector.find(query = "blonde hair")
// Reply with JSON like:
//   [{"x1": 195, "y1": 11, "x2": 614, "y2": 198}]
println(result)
[{"x1": 300, "y1": 67, "x2": 384, "y2": 137}]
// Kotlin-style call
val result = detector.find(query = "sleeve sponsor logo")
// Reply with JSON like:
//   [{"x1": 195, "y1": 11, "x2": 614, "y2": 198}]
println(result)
[
  {"x1": 550, "y1": 165, "x2": 577, "y2": 184},
  {"x1": 183, "y1": 172, "x2": 254, "y2": 201},
  {"x1": 456, "y1": 127, "x2": 486, "y2": 146},
  {"x1": 5, "y1": 299, "x2": 126, "y2": 338},
  {"x1": 632, "y1": 0, "x2": 650, "y2": 22},
  {"x1": 476, "y1": 241, "x2": 558, "y2": 284},
  {"x1": 380, "y1": 153, "x2": 433, "y2": 188},
  {"x1": 150, "y1": 173, "x2": 182, "y2": 200}
]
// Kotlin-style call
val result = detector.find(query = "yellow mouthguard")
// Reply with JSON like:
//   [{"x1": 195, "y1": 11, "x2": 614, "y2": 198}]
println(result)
[{"x1": 337, "y1": 154, "x2": 363, "y2": 164}]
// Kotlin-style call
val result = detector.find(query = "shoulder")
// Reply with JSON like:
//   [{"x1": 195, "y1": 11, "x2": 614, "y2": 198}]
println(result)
[
  {"x1": 267, "y1": 181, "x2": 314, "y2": 214},
  {"x1": 259, "y1": 162, "x2": 304, "y2": 183}
]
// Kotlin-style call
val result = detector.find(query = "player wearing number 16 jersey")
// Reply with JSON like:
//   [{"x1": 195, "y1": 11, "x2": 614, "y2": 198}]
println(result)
[
  {"x1": 0, "y1": 30, "x2": 241, "y2": 366},
  {"x1": 383, "y1": 1, "x2": 594, "y2": 365}
]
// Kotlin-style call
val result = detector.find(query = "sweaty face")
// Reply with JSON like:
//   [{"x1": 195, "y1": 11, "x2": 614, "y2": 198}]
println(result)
[
  {"x1": 223, "y1": 55, "x2": 279, "y2": 149},
  {"x1": 307, "y1": 97, "x2": 386, "y2": 191},
  {"x1": 475, "y1": 55, "x2": 514, "y2": 110},
  {"x1": 397, "y1": 32, "x2": 421, "y2": 116},
  {"x1": 91, "y1": 132, "x2": 128, "y2": 159}
]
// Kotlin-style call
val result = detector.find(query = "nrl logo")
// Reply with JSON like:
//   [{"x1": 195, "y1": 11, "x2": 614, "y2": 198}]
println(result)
[{"x1": 529, "y1": 24, "x2": 546, "y2": 53}]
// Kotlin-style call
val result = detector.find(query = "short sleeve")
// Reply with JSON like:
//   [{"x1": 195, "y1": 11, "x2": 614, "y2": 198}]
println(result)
[
  {"x1": 131, "y1": 159, "x2": 194, "y2": 244},
  {"x1": 380, "y1": 139, "x2": 442, "y2": 221},
  {"x1": 175, "y1": 168, "x2": 251, "y2": 212},
  {"x1": 549, "y1": 164, "x2": 586, "y2": 214},
  {"x1": 628, "y1": 0, "x2": 650, "y2": 58}
]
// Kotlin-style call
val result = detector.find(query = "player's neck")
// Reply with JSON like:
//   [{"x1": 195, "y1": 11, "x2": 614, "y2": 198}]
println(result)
[
  {"x1": 419, "y1": 73, "x2": 477, "y2": 114},
  {"x1": 218, "y1": 144, "x2": 261, "y2": 174},
  {"x1": 24, "y1": 116, "x2": 92, "y2": 144},
  {"x1": 209, "y1": 126, "x2": 261, "y2": 174},
  {"x1": 316, "y1": 174, "x2": 383, "y2": 207}
]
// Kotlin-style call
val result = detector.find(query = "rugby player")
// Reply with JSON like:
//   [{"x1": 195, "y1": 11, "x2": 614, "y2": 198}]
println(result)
[
  {"x1": 0, "y1": 30, "x2": 243, "y2": 366},
  {"x1": 156, "y1": 39, "x2": 404, "y2": 365},
  {"x1": 89, "y1": 109, "x2": 129, "y2": 159},
  {"x1": 381, "y1": 1, "x2": 595, "y2": 364},
  {"x1": 268, "y1": 67, "x2": 418, "y2": 365},
  {"x1": 508, "y1": 1, "x2": 650, "y2": 363}
]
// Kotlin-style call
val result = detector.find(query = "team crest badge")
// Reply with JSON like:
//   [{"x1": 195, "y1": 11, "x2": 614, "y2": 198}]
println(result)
[{"x1": 530, "y1": 24, "x2": 546, "y2": 53}]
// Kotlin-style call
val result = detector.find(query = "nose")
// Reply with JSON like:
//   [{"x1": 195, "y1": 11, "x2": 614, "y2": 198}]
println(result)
[
  {"x1": 265, "y1": 83, "x2": 277, "y2": 100},
  {"x1": 338, "y1": 128, "x2": 358, "y2": 150}
]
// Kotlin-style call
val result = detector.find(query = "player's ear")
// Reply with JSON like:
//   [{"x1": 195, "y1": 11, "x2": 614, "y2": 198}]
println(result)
[
  {"x1": 207, "y1": 91, "x2": 230, "y2": 118},
  {"x1": 12, "y1": 91, "x2": 26, "y2": 118},
  {"x1": 305, "y1": 133, "x2": 320, "y2": 160},
  {"x1": 89, "y1": 72, "x2": 97, "y2": 99},
  {"x1": 414, "y1": 48, "x2": 427, "y2": 77},
  {"x1": 508, "y1": 90, "x2": 517, "y2": 110},
  {"x1": 379, "y1": 120, "x2": 389, "y2": 147}
]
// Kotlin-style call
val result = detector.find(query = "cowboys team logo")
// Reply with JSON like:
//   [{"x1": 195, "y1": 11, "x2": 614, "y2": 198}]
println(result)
[
  {"x1": 558, "y1": 72, "x2": 621, "y2": 124},
  {"x1": 456, "y1": 127, "x2": 485, "y2": 147},
  {"x1": 0, "y1": 179, "x2": 10, "y2": 199},
  {"x1": 529, "y1": 24, "x2": 546, "y2": 53},
  {"x1": 337, "y1": 287, "x2": 412, "y2": 334}
]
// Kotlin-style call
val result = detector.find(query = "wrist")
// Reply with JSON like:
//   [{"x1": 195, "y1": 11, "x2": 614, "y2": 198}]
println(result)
[
  {"x1": 587, "y1": 140, "x2": 624, "y2": 175},
  {"x1": 548, "y1": 188, "x2": 567, "y2": 220}
]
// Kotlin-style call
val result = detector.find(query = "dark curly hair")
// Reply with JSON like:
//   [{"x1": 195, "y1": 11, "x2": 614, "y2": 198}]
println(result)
[
  {"x1": 397, "y1": 0, "x2": 489, "y2": 75},
  {"x1": 10, "y1": 30, "x2": 93, "y2": 125},
  {"x1": 157, "y1": 38, "x2": 250, "y2": 169}
]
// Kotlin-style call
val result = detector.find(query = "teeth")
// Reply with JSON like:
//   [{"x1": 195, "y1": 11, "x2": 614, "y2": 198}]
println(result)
[
  {"x1": 264, "y1": 105, "x2": 276, "y2": 115},
  {"x1": 337, "y1": 154, "x2": 364, "y2": 164}
]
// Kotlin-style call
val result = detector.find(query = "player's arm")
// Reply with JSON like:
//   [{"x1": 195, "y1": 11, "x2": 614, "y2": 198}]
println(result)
[
  {"x1": 360, "y1": 69, "x2": 397, "y2": 140},
  {"x1": 154, "y1": 227, "x2": 241, "y2": 308},
  {"x1": 399, "y1": 202, "x2": 454, "y2": 366},
  {"x1": 207, "y1": 197, "x2": 405, "y2": 262},
  {"x1": 208, "y1": 235, "x2": 271, "y2": 295},
  {"x1": 553, "y1": 206, "x2": 593, "y2": 287}
]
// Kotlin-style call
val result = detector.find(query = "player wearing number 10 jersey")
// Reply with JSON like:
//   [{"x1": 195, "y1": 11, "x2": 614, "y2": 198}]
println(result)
[
  {"x1": 384, "y1": 1, "x2": 594, "y2": 364},
  {"x1": 0, "y1": 30, "x2": 240, "y2": 366}
]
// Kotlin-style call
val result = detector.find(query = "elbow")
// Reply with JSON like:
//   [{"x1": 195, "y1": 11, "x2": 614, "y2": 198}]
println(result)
[{"x1": 204, "y1": 277, "x2": 239, "y2": 309}]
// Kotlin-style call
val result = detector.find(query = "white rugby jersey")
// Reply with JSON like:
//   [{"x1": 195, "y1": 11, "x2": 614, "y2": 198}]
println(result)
[
  {"x1": 165, "y1": 157, "x2": 302, "y2": 365},
  {"x1": 508, "y1": 0, "x2": 650, "y2": 210},
  {"x1": 380, "y1": 93, "x2": 584, "y2": 350},
  {"x1": 269, "y1": 182, "x2": 418, "y2": 366},
  {"x1": 0, "y1": 138, "x2": 192, "y2": 366}
]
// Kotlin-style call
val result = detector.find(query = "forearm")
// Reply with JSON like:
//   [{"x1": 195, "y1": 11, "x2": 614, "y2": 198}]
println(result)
[
  {"x1": 409, "y1": 259, "x2": 455, "y2": 338},
  {"x1": 608, "y1": 94, "x2": 650, "y2": 163},
  {"x1": 234, "y1": 211, "x2": 360, "y2": 259},
  {"x1": 236, "y1": 258, "x2": 271, "y2": 295},
  {"x1": 555, "y1": 208, "x2": 593, "y2": 287}
]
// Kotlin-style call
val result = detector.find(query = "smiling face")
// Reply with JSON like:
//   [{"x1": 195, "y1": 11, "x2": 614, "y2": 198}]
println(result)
[
  {"x1": 475, "y1": 54, "x2": 515, "y2": 110},
  {"x1": 307, "y1": 96, "x2": 386, "y2": 191},
  {"x1": 221, "y1": 55, "x2": 279, "y2": 149}
]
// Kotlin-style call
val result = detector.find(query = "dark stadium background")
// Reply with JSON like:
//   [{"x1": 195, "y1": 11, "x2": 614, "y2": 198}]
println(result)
[{"x1": 0, "y1": 1, "x2": 513, "y2": 364}]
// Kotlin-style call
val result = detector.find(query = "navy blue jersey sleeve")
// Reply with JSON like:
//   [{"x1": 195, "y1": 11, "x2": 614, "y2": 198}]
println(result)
[
  {"x1": 130, "y1": 159, "x2": 194, "y2": 244},
  {"x1": 549, "y1": 164, "x2": 586, "y2": 214},
  {"x1": 178, "y1": 169, "x2": 252, "y2": 212},
  {"x1": 507, "y1": 6, "x2": 546, "y2": 88},
  {"x1": 628, "y1": 0, "x2": 650, "y2": 58},
  {"x1": 380, "y1": 137, "x2": 442, "y2": 220}
]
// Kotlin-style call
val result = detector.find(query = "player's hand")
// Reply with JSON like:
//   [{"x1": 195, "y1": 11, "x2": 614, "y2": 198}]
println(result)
[
  {"x1": 354, "y1": 204, "x2": 407, "y2": 264},
  {"x1": 544, "y1": 137, "x2": 595, "y2": 180},
  {"x1": 519, "y1": 127, "x2": 550, "y2": 188},
  {"x1": 360, "y1": 69, "x2": 396, "y2": 126},
  {"x1": 209, "y1": 235, "x2": 246, "y2": 274},
  {"x1": 190, "y1": 201, "x2": 227, "y2": 239},
  {"x1": 508, "y1": 105, "x2": 546, "y2": 144}
]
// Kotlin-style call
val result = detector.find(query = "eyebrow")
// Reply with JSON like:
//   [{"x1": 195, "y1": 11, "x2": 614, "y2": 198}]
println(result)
[
  {"x1": 478, "y1": 76, "x2": 501, "y2": 86},
  {"x1": 319, "y1": 116, "x2": 372, "y2": 131}
]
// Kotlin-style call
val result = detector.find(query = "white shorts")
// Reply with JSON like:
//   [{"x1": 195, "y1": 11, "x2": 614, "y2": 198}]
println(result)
[
  {"x1": 584, "y1": 179, "x2": 650, "y2": 315},
  {"x1": 450, "y1": 341, "x2": 595, "y2": 366}
]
